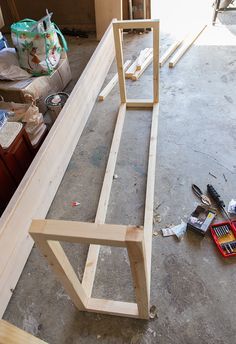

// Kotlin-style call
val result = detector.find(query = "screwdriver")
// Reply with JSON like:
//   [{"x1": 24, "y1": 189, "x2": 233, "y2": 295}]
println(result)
[{"x1": 207, "y1": 184, "x2": 231, "y2": 222}]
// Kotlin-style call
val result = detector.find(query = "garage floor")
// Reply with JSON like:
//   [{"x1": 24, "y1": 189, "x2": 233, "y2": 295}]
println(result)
[{"x1": 3, "y1": 1, "x2": 236, "y2": 343}]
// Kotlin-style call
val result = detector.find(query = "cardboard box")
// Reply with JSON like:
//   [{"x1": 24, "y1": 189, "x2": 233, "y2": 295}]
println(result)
[{"x1": 0, "y1": 54, "x2": 72, "y2": 113}]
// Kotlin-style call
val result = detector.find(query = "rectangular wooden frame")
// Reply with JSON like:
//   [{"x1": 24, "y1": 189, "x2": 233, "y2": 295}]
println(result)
[{"x1": 29, "y1": 19, "x2": 160, "y2": 319}]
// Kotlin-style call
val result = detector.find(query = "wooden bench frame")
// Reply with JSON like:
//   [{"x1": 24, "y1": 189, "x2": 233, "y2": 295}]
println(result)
[{"x1": 29, "y1": 19, "x2": 159, "y2": 320}]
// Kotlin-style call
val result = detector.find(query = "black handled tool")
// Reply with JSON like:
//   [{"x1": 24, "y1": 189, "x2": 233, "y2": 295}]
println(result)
[
  {"x1": 207, "y1": 184, "x2": 231, "y2": 221},
  {"x1": 192, "y1": 184, "x2": 211, "y2": 206}
]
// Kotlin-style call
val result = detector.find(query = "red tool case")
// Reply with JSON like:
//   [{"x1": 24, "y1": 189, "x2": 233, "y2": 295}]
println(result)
[{"x1": 210, "y1": 220, "x2": 236, "y2": 258}]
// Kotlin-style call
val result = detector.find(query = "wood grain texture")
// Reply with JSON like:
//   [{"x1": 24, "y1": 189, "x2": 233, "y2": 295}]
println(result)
[
  {"x1": 0, "y1": 22, "x2": 115, "y2": 319},
  {"x1": 159, "y1": 40, "x2": 183, "y2": 67},
  {"x1": 113, "y1": 25, "x2": 127, "y2": 103},
  {"x1": 169, "y1": 25, "x2": 207, "y2": 68},
  {"x1": 87, "y1": 298, "x2": 139, "y2": 318},
  {"x1": 0, "y1": 320, "x2": 47, "y2": 344},
  {"x1": 95, "y1": 0, "x2": 123, "y2": 40},
  {"x1": 144, "y1": 103, "x2": 159, "y2": 293},
  {"x1": 132, "y1": 52, "x2": 153, "y2": 80}
]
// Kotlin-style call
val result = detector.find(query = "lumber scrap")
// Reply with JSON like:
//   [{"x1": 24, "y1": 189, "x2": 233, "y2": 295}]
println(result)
[
  {"x1": 169, "y1": 24, "x2": 207, "y2": 68},
  {"x1": 159, "y1": 40, "x2": 183, "y2": 67},
  {"x1": 0, "y1": 320, "x2": 47, "y2": 344},
  {"x1": 0, "y1": 21, "x2": 115, "y2": 319},
  {"x1": 136, "y1": 48, "x2": 152, "y2": 70},
  {"x1": 98, "y1": 60, "x2": 132, "y2": 100},
  {"x1": 132, "y1": 52, "x2": 153, "y2": 80},
  {"x1": 125, "y1": 48, "x2": 152, "y2": 78}
]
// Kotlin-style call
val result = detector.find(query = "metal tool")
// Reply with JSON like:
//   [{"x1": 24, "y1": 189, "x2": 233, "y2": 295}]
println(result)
[
  {"x1": 213, "y1": 224, "x2": 231, "y2": 237},
  {"x1": 207, "y1": 184, "x2": 231, "y2": 221},
  {"x1": 192, "y1": 184, "x2": 211, "y2": 206},
  {"x1": 221, "y1": 240, "x2": 236, "y2": 254}
]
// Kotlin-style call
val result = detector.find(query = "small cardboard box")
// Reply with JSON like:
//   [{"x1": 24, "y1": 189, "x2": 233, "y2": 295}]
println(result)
[{"x1": 0, "y1": 54, "x2": 72, "y2": 113}]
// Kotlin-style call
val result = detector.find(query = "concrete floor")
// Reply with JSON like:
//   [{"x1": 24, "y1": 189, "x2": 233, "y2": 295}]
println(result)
[{"x1": 3, "y1": 1, "x2": 236, "y2": 343}]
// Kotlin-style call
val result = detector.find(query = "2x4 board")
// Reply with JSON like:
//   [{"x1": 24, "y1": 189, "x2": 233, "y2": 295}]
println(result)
[
  {"x1": 0, "y1": 21, "x2": 115, "y2": 318},
  {"x1": 30, "y1": 19, "x2": 160, "y2": 319}
]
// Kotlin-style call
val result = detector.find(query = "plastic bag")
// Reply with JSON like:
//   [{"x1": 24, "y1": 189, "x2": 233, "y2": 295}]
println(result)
[{"x1": 11, "y1": 12, "x2": 68, "y2": 76}]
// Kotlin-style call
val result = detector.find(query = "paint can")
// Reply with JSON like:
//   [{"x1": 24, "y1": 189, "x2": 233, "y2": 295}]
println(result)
[{"x1": 45, "y1": 92, "x2": 69, "y2": 122}]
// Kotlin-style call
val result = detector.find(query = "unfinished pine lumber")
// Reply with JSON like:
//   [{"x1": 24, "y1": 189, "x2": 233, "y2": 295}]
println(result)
[
  {"x1": 132, "y1": 52, "x2": 153, "y2": 80},
  {"x1": 169, "y1": 24, "x2": 207, "y2": 68},
  {"x1": 29, "y1": 19, "x2": 160, "y2": 320},
  {"x1": 98, "y1": 60, "x2": 132, "y2": 100},
  {"x1": 159, "y1": 40, "x2": 183, "y2": 67},
  {"x1": 0, "y1": 320, "x2": 47, "y2": 344},
  {"x1": 125, "y1": 48, "x2": 152, "y2": 78},
  {"x1": 0, "y1": 21, "x2": 115, "y2": 319}
]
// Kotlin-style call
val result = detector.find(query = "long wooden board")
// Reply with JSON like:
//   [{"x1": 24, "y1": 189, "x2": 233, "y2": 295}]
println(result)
[
  {"x1": 169, "y1": 25, "x2": 207, "y2": 68},
  {"x1": 0, "y1": 320, "x2": 47, "y2": 344},
  {"x1": 0, "y1": 21, "x2": 115, "y2": 318}
]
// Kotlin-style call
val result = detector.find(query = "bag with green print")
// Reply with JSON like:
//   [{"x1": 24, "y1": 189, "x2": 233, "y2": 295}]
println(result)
[{"x1": 11, "y1": 11, "x2": 68, "y2": 76}]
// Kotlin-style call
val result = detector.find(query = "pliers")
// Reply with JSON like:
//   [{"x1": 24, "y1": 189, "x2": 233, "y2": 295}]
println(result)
[{"x1": 192, "y1": 184, "x2": 211, "y2": 206}]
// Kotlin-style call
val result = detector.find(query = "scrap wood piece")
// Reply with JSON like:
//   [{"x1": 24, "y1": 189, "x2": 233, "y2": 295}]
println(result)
[
  {"x1": 159, "y1": 39, "x2": 183, "y2": 67},
  {"x1": 125, "y1": 48, "x2": 152, "y2": 78},
  {"x1": 136, "y1": 48, "x2": 153, "y2": 70},
  {"x1": 0, "y1": 320, "x2": 47, "y2": 344},
  {"x1": 132, "y1": 52, "x2": 153, "y2": 80},
  {"x1": 99, "y1": 60, "x2": 132, "y2": 101},
  {"x1": 169, "y1": 24, "x2": 207, "y2": 68},
  {"x1": 125, "y1": 59, "x2": 139, "y2": 78}
]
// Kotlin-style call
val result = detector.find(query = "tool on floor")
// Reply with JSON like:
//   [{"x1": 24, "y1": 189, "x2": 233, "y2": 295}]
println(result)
[
  {"x1": 207, "y1": 184, "x2": 231, "y2": 221},
  {"x1": 210, "y1": 221, "x2": 236, "y2": 257},
  {"x1": 207, "y1": 185, "x2": 236, "y2": 257},
  {"x1": 187, "y1": 205, "x2": 216, "y2": 235},
  {"x1": 192, "y1": 184, "x2": 211, "y2": 206}
]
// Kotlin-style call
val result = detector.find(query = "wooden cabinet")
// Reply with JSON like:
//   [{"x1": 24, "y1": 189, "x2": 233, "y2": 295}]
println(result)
[{"x1": 0, "y1": 124, "x2": 34, "y2": 215}]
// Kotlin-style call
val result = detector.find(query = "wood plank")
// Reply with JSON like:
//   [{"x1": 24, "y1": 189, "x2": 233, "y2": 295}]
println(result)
[
  {"x1": 113, "y1": 25, "x2": 127, "y2": 103},
  {"x1": 136, "y1": 48, "x2": 152, "y2": 70},
  {"x1": 169, "y1": 24, "x2": 207, "y2": 68},
  {"x1": 114, "y1": 19, "x2": 159, "y2": 30},
  {"x1": 82, "y1": 103, "x2": 127, "y2": 296},
  {"x1": 126, "y1": 99, "x2": 153, "y2": 108},
  {"x1": 126, "y1": 48, "x2": 152, "y2": 78},
  {"x1": 125, "y1": 58, "x2": 139, "y2": 78},
  {"x1": 159, "y1": 40, "x2": 183, "y2": 67},
  {"x1": 30, "y1": 220, "x2": 131, "y2": 247},
  {"x1": 0, "y1": 320, "x2": 47, "y2": 344},
  {"x1": 143, "y1": 103, "x2": 159, "y2": 293},
  {"x1": 95, "y1": 0, "x2": 123, "y2": 40},
  {"x1": 132, "y1": 52, "x2": 153, "y2": 80},
  {"x1": 87, "y1": 298, "x2": 139, "y2": 318},
  {"x1": 127, "y1": 239, "x2": 149, "y2": 319},
  {"x1": 0, "y1": 21, "x2": 115, "y2": 319},
  {"x1": 99, "y1": 60, "x2": 132, "y2": 101},
  {"x1": 152, "y1": 20, "x2": 159, "y2": 103}
]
